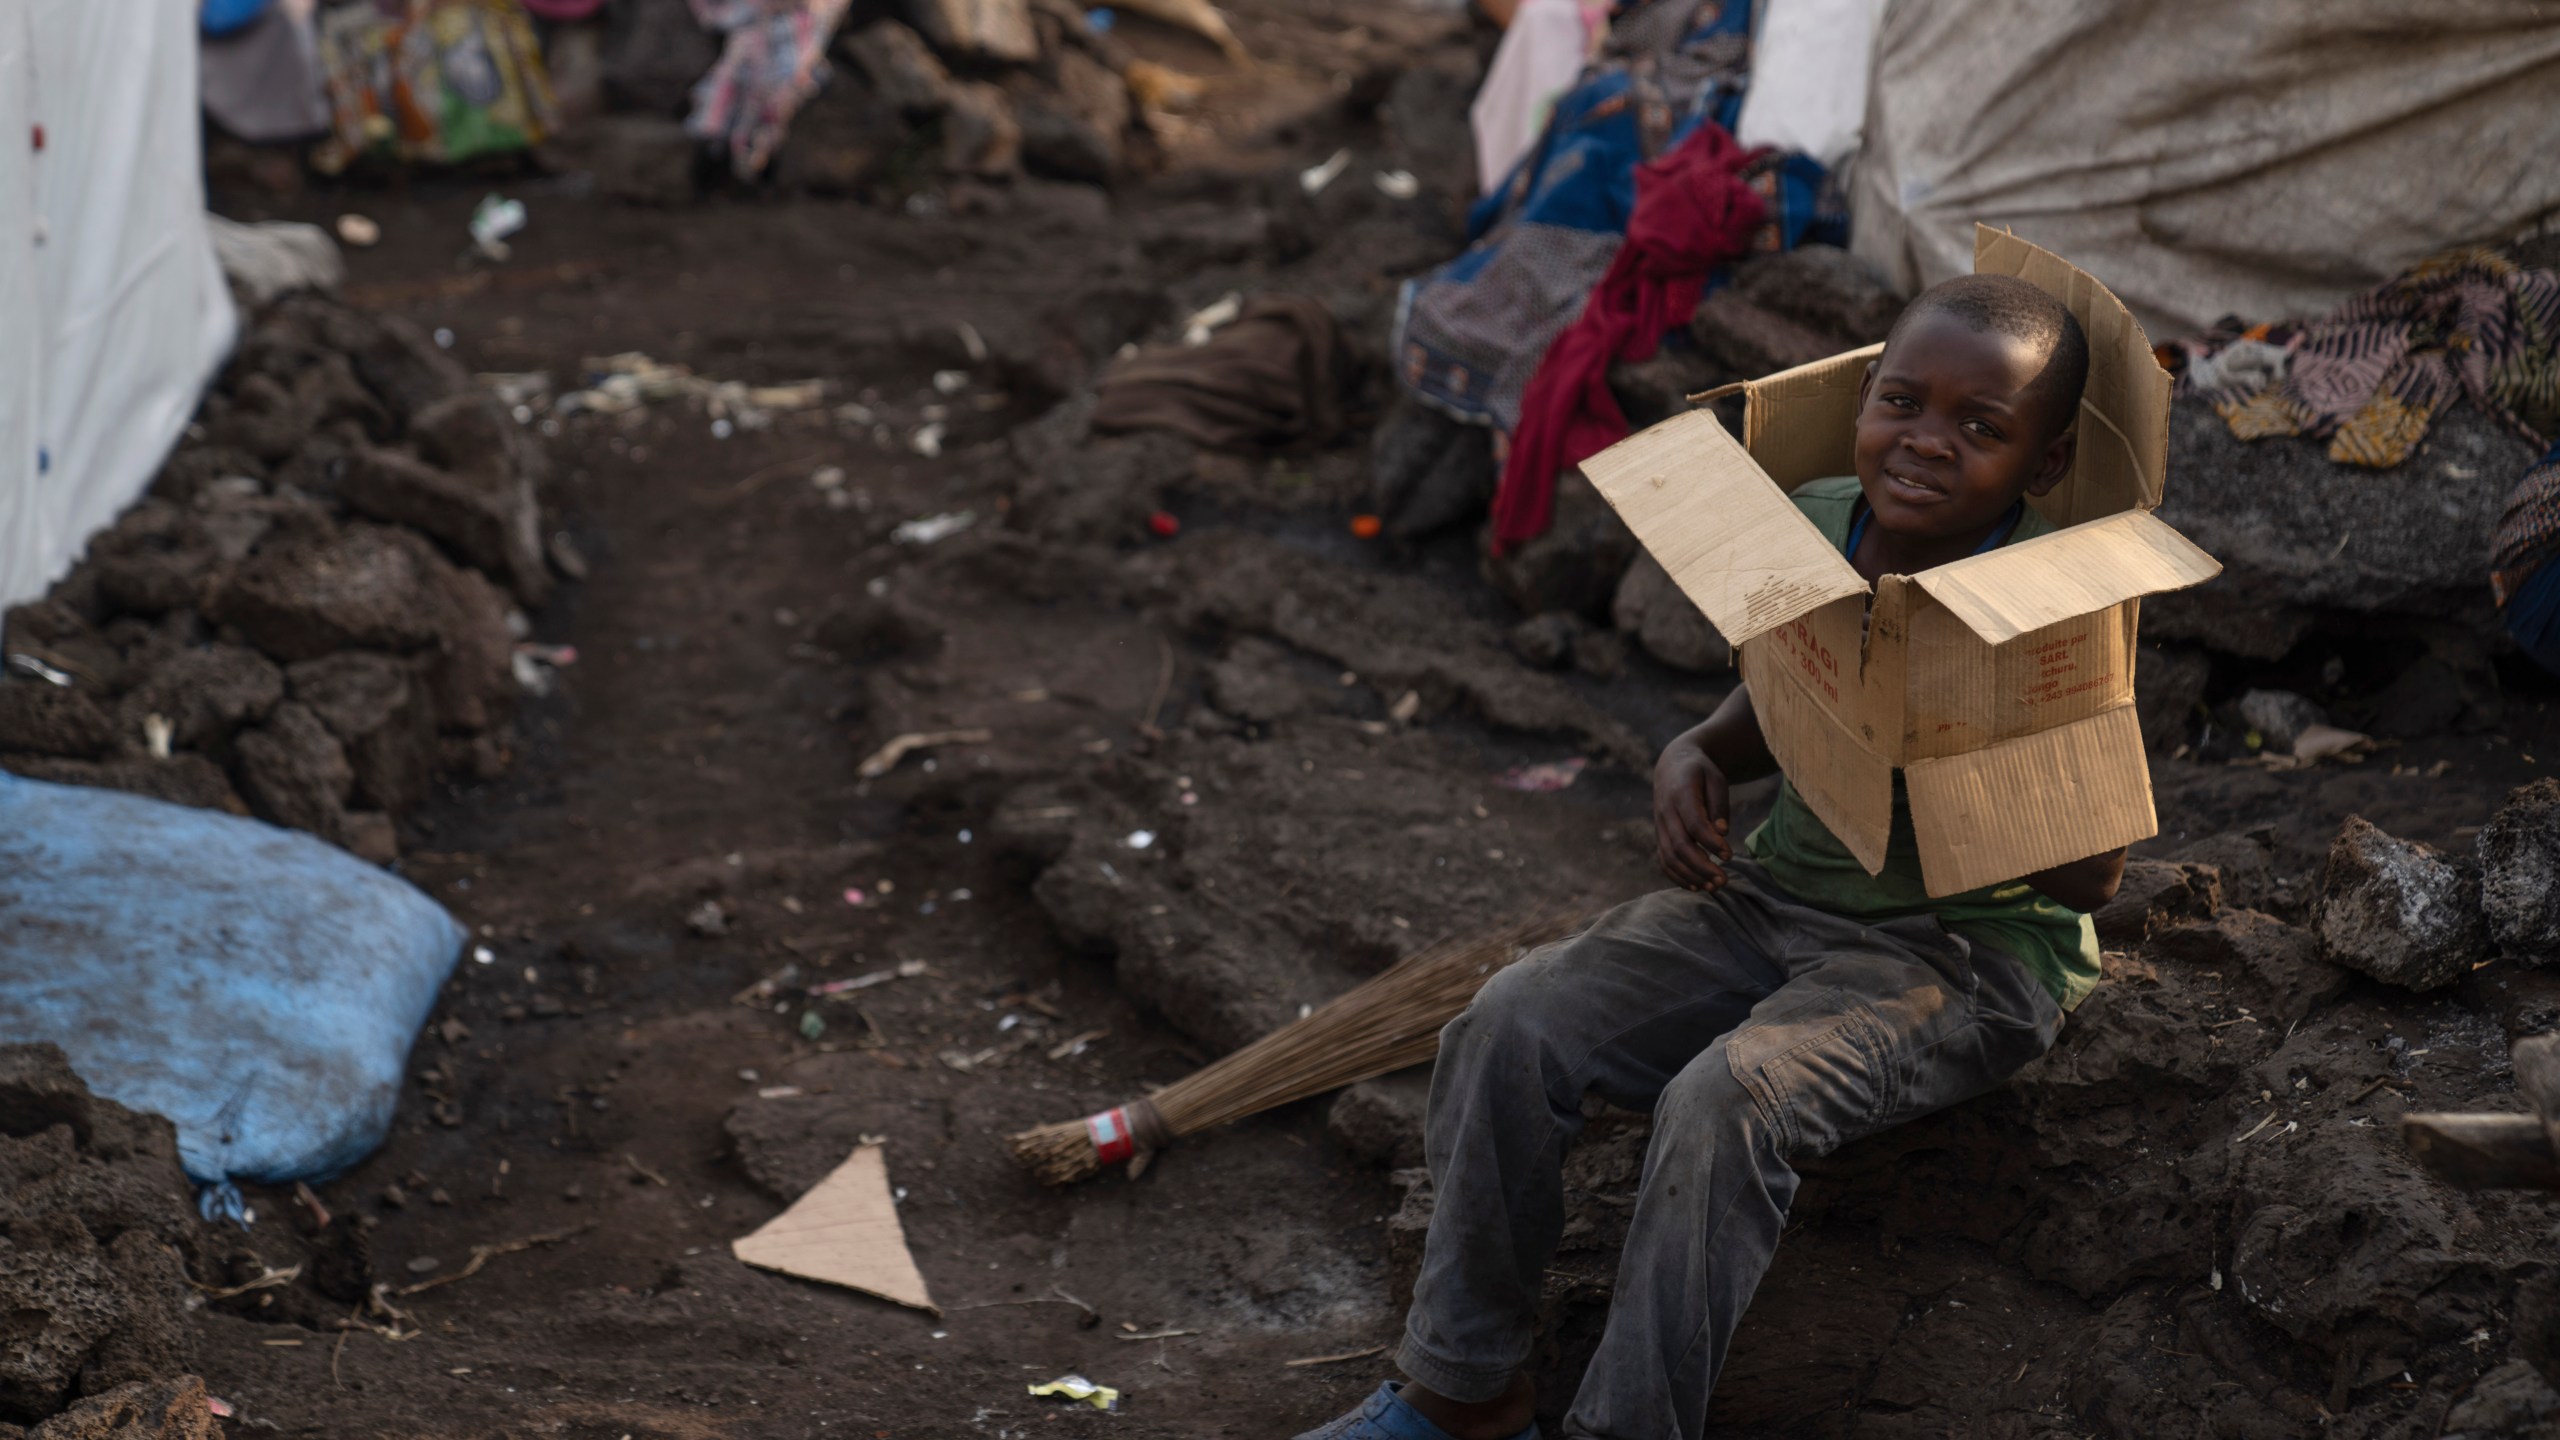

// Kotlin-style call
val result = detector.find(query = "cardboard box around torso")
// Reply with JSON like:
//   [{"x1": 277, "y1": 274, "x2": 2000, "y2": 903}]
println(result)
[{"x1": 1580, "y1": 227, "x2": 2221, "y2": 897}]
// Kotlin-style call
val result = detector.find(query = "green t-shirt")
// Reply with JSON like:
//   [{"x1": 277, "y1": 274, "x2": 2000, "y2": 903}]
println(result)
[{"x1": 1740, "y1": 476, "x2": 2103, "y2": 1010}]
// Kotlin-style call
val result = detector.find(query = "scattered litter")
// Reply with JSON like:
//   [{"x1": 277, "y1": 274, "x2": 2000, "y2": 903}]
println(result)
[
  {"x1": 1181, "y1": 292, "x2": 1243, "y2": 346},
  {"x1": 1148, "y1": 510, "x2": 1182, "y2": 537},
  {"x1": 1116, "y1": 1327, "x2": 1198, "y2": 1342},
  {"x1": 1028, "y1": 1375, "x2": 1120, "y2": 1412},
  {"x1": 858, "y1": 728, "x2": 993, "y2": 779},
  {"x1": 472, "y1": 945, "x2": 495, "y2": 965},
  {"x1": 933, "y1": 370, "x2": 969, "y2": 394},
  {"x1": 468, "y1": 194, "x2": 526, "y2": 261},
  {"x1": 891, "y1": 510, "x2": 974, "y2": 546},
  {"x1": 1388, "y1": 691, "x2": 1421, "y2": 725},
  {"x1": 406, "y1": 1256, "x2": 442, "y2": 1275},
  {"x1": 1087, "y1": 6, "x2": 1114, "y2": 30},
  {"x1": 908, "y1": 422, "x2": 947, "y2": 458},
  {"x1": 1348, "y1": 513, "x2": 1384, "y2": 539},
  {"x1": 732, "y1": 964, "x2": 802, "y2": 1006},
  {"x1": 759, "y1": 1085, "x2": 804, "y2": 1100},
  {"x1": 732, "y1": 1144, "x2": 939, "y2": 1313},
  {"x1": 396, "y1": 1223, "x2": 594, "y2": 1297},
  {"x1": 939, "y1": 1047, "x2": 1001, "y2": 1072},
  {"x1": 4, "y1": 652, "x2": 73, "y2": 686},
  {"x1": 842, "y1": 887, "x2": 868, "y2": 906},
  {"x1": 1373, "y1": 169, "x2": 1419, "y2": 200},
  {"x1": 1048, "y1": 1028, "x2": 1108, "y2": 1060},
  {"x1": 334, "y1": 213, "x2": 380, "y2": 247},
  {"x1": 1299, "y1": 148, "x2": 1351, "y2": 196},
  {"x1": 1285, "y1": 1343, "x2": 1390, "y2": 1367},
  {"x1": 554, "y1": 352, "x2": 826, "y2": 429},
  {"x1": 809, "y1": 959, "x2": 930, "y2": 995},
  {"x1": 798, "y1": 1010, "x2": 827, "y2": 1040},
  {"x1": 1124, "y1": 829, "x2": 1157, "y2": 850},
  {"x1": 686, "y1": 900, "x2": 731, "y2": 937},
  {"x1": 206, "y1": 1397, "x2": 236, "y2": 1420},
  {"x1": 1495, "y1": 757, "x2": 1588, "y2": 792},
  {"x1": 511, "y1": 642, "x2": 578, "y2": 696},
  {"x1": 143, "y1": 713, "x2": 174, "y2": 760}
]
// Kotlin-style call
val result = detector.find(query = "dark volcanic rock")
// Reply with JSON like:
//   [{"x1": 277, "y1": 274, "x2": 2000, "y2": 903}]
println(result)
[
  {"x1": 2092, "y1": 857, "x2": 2222, "y2": 944},
  {"x1": 1610, "y1": 553, "x2": 1728, "y2": 672},
  {"x1": 288, "y1": 651, "x2": 438, "y2": 815},
  {"x1": 0, "y1": 755, "x2": 245, "y2": 816},
  {"x1": 2316, "y1": 816, "x2": 2487, "y2": 990},
  {"x1": 2146, "y1": 403, "x2": 2532, "y2": 658},
  {"x1": 2133, "y1": 642, "x2": 2210, "y2": 752},
  {"x1": 211, "y1": 525, "x2": 448, "y2": 664},
  {"x1": 232, "y1": 701, "x2": 356, "y2": 842},
  {"x1": 0, "y1": 1046, "x2": 199, "y2": 1425},
  {"x1": 843, "y1": 21, "x2": 953, "y2": 116},
  {"x1": 1479, "y1": 471, "x2": 1640, "y2": 622},
  {"x1": 2480, "y1": 778, "x2": 2560, "y2": 966},
  {"x1": 24, "y1": 1375, "x2": 219, "y2": 1440},
  {"x1": 325, "y1": 440, "x2": 548, "y2": 605},
  {"x1": 0, "y1": 683, "x2": 116, "y2": 760},
  {"x1": 113, "y1": 644, "x2": 282, "y2": 752},
  {"x1": 1008, "y1": 48, "x2": 1128, "y2": 183}
]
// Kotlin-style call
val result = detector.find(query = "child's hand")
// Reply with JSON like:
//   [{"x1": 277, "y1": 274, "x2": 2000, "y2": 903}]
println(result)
[{"x1": 1652, "y1": 732, "x2": 1733, "y2": 892}]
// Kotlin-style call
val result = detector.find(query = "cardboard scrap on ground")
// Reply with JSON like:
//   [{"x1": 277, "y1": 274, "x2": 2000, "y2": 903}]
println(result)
[
  {"x1": 732, "y1": 1144, "x2": 938, "y2": 1315},
  {"x1": 1584, "y1": 225, "x2": 2223, "y2": 897}
]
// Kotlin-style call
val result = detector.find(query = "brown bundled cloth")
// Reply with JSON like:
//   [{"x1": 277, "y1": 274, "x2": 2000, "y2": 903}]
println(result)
[{"x1": 1091, "y1": 295, "x2": 1346, "y2": 451}]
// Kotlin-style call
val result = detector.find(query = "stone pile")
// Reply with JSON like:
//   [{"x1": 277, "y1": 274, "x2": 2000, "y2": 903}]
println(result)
[
  {"x1": 0, "y1": 293, "x2": 540, "y2": 861},
  {"x1": 2317, "y1": 781, "x2": 2560, "y2": 989}
]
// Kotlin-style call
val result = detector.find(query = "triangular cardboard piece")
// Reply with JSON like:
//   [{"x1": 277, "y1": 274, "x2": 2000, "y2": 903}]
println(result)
[{"x1": 732, "y1": 1144, "x2": 939, "y2": 1315}]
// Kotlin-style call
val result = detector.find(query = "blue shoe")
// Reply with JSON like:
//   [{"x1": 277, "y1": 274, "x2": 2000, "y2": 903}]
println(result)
[{"x1": 1292, "y1": 1381, "x2": 1539, "y2": 1440}]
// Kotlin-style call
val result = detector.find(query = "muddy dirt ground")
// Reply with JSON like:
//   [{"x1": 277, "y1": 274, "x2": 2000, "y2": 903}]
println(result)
[{"x1": 166, "y1": 10, "x2": 2560, "y2": 1440}]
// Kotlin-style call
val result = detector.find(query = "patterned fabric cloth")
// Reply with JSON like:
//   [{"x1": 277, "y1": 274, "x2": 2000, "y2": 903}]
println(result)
[
  {"x1": 314, "y1": 0, "x2": 557, "y2": 172},
  {"x1": 2167, "y1": 249, "x2": 2560, "y2": 470},
  {"x1": 2494, "y1": 438, "x2": 2560, "y2": 609},
  {"x1": 686, "y1": 0, "x2": 854, "y2": 179},
  {"x1": 1393, "y1": 0, "x2": 1846, "y2": 446}
]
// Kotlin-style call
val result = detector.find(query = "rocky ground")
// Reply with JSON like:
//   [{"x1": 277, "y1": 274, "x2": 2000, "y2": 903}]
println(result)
[{"x1": 5, "y1": 3, "x2": 2560, "y2": 1436}]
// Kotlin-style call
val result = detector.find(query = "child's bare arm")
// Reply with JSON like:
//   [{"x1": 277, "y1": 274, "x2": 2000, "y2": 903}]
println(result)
[
  {"x1": 2022, "y1": 848, "x2": 2126, "y2": 912},
  {"x1": 1651, "y1": 685, "x2": 1777, "y2": 892}
]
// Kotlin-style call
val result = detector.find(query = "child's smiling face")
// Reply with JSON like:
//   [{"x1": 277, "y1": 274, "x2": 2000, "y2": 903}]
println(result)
[{"x1": 1851, "y1": 310, "x2": 2078, "y2": 547}]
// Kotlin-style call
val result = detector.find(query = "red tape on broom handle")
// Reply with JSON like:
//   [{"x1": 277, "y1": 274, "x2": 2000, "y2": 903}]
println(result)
[{"x1": 1085, "y1": 1107, "x2": 1136, "y2": 1166}]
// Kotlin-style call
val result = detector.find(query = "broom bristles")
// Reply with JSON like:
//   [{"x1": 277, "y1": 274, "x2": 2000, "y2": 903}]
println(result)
[{"x1": 1005, "y1": 912, "x2": 1572, "y2": 1184}]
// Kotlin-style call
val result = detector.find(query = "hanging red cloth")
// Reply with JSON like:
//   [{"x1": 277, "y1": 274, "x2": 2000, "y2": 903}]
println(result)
[{"x1": 1489, "y1": 123, "x2": 1767, "y2": 555}]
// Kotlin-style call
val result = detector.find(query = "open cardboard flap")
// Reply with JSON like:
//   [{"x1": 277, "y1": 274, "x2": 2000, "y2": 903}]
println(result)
[
  {"x1": 1912, "y1": 510, "x2": 2220, "y2": 646},
  {"x1": 732, "y1": 1144, "x2": 939, "y2": 1315},
  {"x1": 1578, "y1": 409, "x2": 1865, "y2": 645}
]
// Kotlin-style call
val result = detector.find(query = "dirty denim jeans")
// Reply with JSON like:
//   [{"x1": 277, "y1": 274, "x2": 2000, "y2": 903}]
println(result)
[{"x1": 1396, "y1": 858, "x2": 2064, "y2": 1440}]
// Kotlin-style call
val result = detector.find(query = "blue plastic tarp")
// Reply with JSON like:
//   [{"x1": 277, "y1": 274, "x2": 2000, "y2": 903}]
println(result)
[{"x1": 0, "y1": 772, "x2": 463, "y2": 1187}]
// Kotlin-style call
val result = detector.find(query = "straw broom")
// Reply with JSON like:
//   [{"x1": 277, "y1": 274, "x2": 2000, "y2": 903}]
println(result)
[{"x1": 1006, "y1": 914, "x2": 1573, "y2": 1185}]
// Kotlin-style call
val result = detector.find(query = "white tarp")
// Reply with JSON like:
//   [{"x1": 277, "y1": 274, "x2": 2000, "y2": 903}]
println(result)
[
  {"x1": 1733, "y1": 0, "x2": 1883, "y2": 174},
  {"x1": 0, "y1": 0, "x2": 236, "y2": 613},
  {"x1": 1849, "y1": 0, "x2": 2560, "y2": 339}
]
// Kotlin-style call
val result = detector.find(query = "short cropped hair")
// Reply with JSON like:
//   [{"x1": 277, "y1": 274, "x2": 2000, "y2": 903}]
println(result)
[{"x1": 1884, "y1": 274, "x2": 2090, "y2": 441}]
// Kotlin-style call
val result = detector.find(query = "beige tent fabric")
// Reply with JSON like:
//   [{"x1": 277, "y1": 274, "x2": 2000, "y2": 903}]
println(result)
[{"x1": 1849, "y1": 0, "x2": 2560, "y2": 338}]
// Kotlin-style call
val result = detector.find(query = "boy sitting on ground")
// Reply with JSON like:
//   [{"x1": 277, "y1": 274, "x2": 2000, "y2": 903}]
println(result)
[{"x1": 1300, "y1": 273, "x2": 2126, "y2": 1440}]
